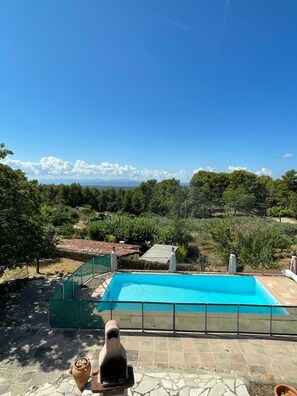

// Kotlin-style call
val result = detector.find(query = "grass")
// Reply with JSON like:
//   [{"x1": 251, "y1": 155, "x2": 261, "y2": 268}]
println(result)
[{"x1": 0, "y1": 257, "x2": 83, "y2": 283}]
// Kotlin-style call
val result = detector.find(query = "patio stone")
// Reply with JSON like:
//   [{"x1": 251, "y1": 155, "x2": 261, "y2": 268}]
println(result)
[
  {"x1": 208, "y1": 382, "x2": 226, "y2": 396},
  {"x1": 0, "y1": 383, "x2": 10, "y2": 394},
  {"x1": 134, "y1": 375, "x2": 159, "y2": 394},
  {"x1": 16, "y1": 370, "x2": 37, "y2": 383}
]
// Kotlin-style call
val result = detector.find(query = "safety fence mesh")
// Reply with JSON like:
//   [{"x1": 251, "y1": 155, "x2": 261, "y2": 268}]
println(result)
[
  {"x1": 50, "y1": 256, "x2": 297, "y2": 335},
  {"x1": 50, "y1": 254, "x2": 110, "y2": 328}
]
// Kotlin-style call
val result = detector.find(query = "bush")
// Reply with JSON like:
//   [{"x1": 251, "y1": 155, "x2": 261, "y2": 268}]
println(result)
[
  {"x1": 186, "y1": 243, "x2": 201, "y2": 260},
  {"x1": 176, "y1": 246, "x2": 187, "y2": 263},
  {"x1": 105, "y1": 234, "x2": 116, "y2": 243},
  {"x1": 267, "y1": 206, "x2": 295, "y2": 218},
  {"x1": 118, "y1": 258, "x2": 201, "y2": 272},
  {"x1": 88, "y1": 222, "x2": 109, "y2": 241},
  {"x1": 86, "y1": 215, "x2": 193, "y2": 247},
  {"x1": 205, "y1": 216, "x2": 291, "y2": 270},
  {"x1": 275, "y1": 222, "x2": 297, "y2": 243}
]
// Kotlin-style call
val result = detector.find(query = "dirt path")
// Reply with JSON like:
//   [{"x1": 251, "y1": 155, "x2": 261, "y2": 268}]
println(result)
[{"x1": 271, "y1": 217, "x2": 297, "y2": 224}]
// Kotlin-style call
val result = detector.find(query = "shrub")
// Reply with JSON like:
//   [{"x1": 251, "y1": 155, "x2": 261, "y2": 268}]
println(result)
[
  {"x1": 267, "y1": 206, "x2": 295, "y2": 218},
  {"x1": 205, "y1": 216, "x2": 291, "y2": 270},
  {"x1": 105, "y1": 234, "x2": 116, "y2": 243},
  {"x1": 118, "y1": 257, "x2": 201, "y2": 272},
  {"x1": 176, "y1": 246, "x2": 187, "y2": 263}
]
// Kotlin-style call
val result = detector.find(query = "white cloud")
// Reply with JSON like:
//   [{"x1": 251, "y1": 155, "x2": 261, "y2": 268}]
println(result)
[
  {"x1": 40, "y1": 156, "x2": 72, "y2": 174},
  {"x1": 228, "y1": 166, "x2": 247, "y2": 172},
  {"x1": 228, "y1": 165, "x2": 273, "y2": 177},
  {"x1": 1, "y1": 156, "x2": 188, "y2": 181},
  {"x1": 283, "y1": 153, "x2": 293, "y2": 159},
  {"x1": 255, "y1": 167, "x2": 273, "y2": 177},
  {"x1": 192, "y1": 166, "x2": 214, "y2": 174}
]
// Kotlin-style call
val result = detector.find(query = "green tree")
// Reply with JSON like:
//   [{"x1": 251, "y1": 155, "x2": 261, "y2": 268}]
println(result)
[
  {"x1": 0, "y1": 143, "x2": 13, "y2": 159},
  {"x1": 282, "y1": 169, "x2": 297, "y2": 193},
  {"x1": 189, "y1": 171, "x2": 232, "y2": 216},
  {"x1": 205, "y1": 216, "x2": 290, "y2": 270},
  {"x1": 0, "y1": 145, "x2": 57, "y2": 275},
  {"x1": 149, "y1": 179, "x2": 182, "y2": 216},
  {"x1": 237, "y1": 222, "x2": 290, "y2": 269},
  {"x1": 29, "y1": 220, "x2": 57, "y2": 273},
  {"x1": 270, "y1": 179, "x2": 291, "y2": 221},
  {"x1": 222, "y1": 186, "x2": 256, "y2": 214}
]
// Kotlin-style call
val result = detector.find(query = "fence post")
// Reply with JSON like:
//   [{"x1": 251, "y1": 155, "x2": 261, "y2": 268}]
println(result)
[
  {"x1": 111, "y1": 247, "x2": 118, "y2": 272},
  {"x1": 237, "y1": 304, "x2": 240, "y2": 335},
  {"x1": 142, "y1": 302, "x2": 144, "y2": 332},
  {"x1": 173, "y1": 303, "x2": 176, "y2": 334},
  {"x1": 270, "y1": 306, "x2": 273, "y2": 336},
  {"x1": 92, "y1": 258, "x2": 94, "y2": 278},
  {"x1": 81, "y1": 265, "x2": 83, "y2": 286},
  {"x1": 79, "y1": 300, "x2": 82, "y2": 328},
  {"x1": 169, "y1": 247, "x2": 177, "y2": 273},
  {"x1": 205, "y1": 304, "x2": 208, "y2": 334}
]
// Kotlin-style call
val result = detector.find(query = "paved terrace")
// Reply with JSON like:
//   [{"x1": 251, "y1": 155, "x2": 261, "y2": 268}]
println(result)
[{"x1": 0, "y1": 276, "x2": 297, "y2": 396}]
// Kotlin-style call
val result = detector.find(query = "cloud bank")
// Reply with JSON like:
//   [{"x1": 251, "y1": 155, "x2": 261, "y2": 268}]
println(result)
[
  {"x1": 228, "y1": 166, "x2": 247, "y2": 172},
  {"x1": 228, "y1": 165, "x2": 273, "y2": 177},
  {"x1": 2, "y1": 156, "x2": 188, "y2": 181},
  {"x1": 1, "y1": 156, "x2": 275, "y2": 181},
  {"x1": 193, "y1": 166, "x2": 214, "y2": 174}
]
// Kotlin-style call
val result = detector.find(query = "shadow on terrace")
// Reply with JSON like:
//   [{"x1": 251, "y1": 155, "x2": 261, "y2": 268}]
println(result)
[{"x1": 0, "y1": 278, "x2": 105, "y2": 372}]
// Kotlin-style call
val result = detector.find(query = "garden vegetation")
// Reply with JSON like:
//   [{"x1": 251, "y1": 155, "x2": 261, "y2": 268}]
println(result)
[{"x1": 1, "y1": 142, "x2": 297, "y2": 275}]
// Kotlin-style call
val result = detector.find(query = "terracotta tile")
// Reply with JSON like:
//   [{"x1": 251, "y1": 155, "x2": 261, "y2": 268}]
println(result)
[
  {"x1": 138, "y1": 350, "x2": 153, "y2": 363},
  {"x1": 153, "y1": 351, "x2": 169, "y2": 363},
  {"x1": 209, "y1": 343, "x2": 227, "y2": 353},
  {"x1": 139, "y1": 339, "x2": 154, "y2": 351},
  {"x1": 243, "y1": 353, "x2": 264, "y2": 365},
  {"x1": 168, "y1": 351, "x2": 184, "y2": 365},
  {"x1": 264, "y1": 343, "x2": 284, "y2": 353},
  {"x1": 213, "y1": 352, "x2": 230, "y2": 364},
  {"x1": 223, "y1": 342, "x2": 241, "y2": 354},
  {"x1": 279, "y1": 364, "x2": 297, "y2": 378},
  {"x1": 249, "y1": 343, "x2": 268, "y2": 354},
  {"x1": 198, "y1": 352, "x2": 215, "y2": 367},
  {"x1": 181, "y1": 339, "x2": 198, "y2": 352},
  {"x1": 228, "y1": 353, "x2": 246, "y2": 364},
  {"x1": 122, "y1": 339, "x2": 140, "y2": 350},
  {"x1": 168, "y1": 340, "x2": 182, "y2": 351},
  {"x1": 153, "y1": 338, "x2": 168, "y2": 351},
  {"x1": 196, "y1": 343, "x2": 211, "y2": 352},
  {"x1": 184, "y1": 352, "x2": 199, "y2": 364}
]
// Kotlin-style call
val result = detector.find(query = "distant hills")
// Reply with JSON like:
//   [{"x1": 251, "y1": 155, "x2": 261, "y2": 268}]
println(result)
[
  {"x1": 37, "y1": 179, "x2": 143, "y2": 188},
  {"x1": 36, "y1": 179, "x2": 189, "y2": 188}
]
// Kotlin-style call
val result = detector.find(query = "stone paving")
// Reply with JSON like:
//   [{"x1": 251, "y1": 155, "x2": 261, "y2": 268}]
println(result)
[
  {"x1": 19, "y1": 371, "x2": 250, "y2": 396},
  {"x1": 1, "y1": 277, "x2": 297, "y2": 396}
]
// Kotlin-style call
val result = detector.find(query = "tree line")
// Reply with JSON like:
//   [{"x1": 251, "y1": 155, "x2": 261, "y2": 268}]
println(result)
[
  {"x1": 1, "y1": 142, "x2": 296, "y2": 276},
  {"x1": 37, "y1": 169, "x2": 297, "y2": 219}
]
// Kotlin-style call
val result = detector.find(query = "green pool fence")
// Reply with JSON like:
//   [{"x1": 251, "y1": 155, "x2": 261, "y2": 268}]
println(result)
[{"x1": 50, "y1": 255, "x2": 297, "y2": 336}]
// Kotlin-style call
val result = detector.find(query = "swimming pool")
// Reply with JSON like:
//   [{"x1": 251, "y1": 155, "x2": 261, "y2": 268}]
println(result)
[{"x1": 98, "y1": 273, "x2": 286, "y2": 315}]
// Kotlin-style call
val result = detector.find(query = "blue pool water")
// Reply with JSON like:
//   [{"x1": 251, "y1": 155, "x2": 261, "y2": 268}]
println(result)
[{"x1": 98, "y1": 273, "x2": 286, "y2": 315}]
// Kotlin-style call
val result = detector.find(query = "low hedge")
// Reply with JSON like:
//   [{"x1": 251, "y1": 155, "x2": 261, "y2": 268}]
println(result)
[{"x1": 118, "y1": 258, "x2": 201, "y2": 272}]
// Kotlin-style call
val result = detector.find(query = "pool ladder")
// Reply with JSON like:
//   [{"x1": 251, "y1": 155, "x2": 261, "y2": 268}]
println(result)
[{"x1": 98, "y1": 278, "x2": 109, "y2": 292}]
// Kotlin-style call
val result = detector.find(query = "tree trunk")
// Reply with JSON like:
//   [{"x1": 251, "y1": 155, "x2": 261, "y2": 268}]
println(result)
[{"x1": 36, "y1": 258, "x2": 40, "y2": 274}]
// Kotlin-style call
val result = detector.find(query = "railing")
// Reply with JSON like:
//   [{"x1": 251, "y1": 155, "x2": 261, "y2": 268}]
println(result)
[
  {"x1": 50, "y1": 297, "x2": 297, "y2": 336},
  {"x1": 51, "y1": 254, "x2": 111, "y2": 301},
  {"x1": 50, "y1": 255, "x2": 297, "y2": 336}
]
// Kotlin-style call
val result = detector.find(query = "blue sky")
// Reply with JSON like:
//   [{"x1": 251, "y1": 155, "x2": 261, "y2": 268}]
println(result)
[{"x1": 1, "y1": 0, "x2": 296, "y2": 182}]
